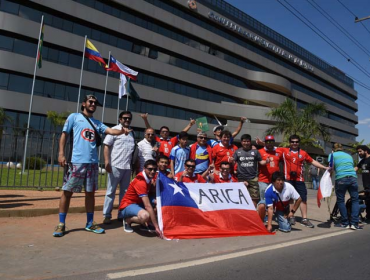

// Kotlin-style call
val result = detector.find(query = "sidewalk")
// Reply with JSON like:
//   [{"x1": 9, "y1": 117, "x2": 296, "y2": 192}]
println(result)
[
  {"x1": 0, "y1": 189, "x2": 355, "y2": 280},
  {"x1": 0, "y1": 189, "x2": 118, "y2": 217}
]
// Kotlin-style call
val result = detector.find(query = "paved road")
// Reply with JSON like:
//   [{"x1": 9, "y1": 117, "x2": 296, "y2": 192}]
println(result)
[{"x1": 52, "y1": 227, "x2": 370, "y2": 280}]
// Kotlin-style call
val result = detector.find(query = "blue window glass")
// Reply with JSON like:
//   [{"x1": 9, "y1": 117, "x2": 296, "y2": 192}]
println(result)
[
  {"x1": 0, "y1": 34, "x2": 14, "y2": 51},
  {"x1": 0, "y1": 72, "x2": 9, "y2": 89}
]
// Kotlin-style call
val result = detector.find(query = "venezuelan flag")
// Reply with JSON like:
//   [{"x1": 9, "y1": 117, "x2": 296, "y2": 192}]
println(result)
[{"x1": 84, "y1": 39, "x2": 106, "y2": 66}]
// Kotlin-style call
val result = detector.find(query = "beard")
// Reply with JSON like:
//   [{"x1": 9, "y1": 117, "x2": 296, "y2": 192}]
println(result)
[{"x1": 85, "y1": 107, "x2": 95, "y2": 114}]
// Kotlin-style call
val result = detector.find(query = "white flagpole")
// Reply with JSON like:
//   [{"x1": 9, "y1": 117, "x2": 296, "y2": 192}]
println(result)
[
  {"x1": 21, "y1": 15, "x2": 44, "y2": 174},
  {"x1": 98, "y1": 51, "x2": 110, "y2": 167},
  {"x1": 117, "y1": 95, "x2": 120, "y2": 124},
  {"x1": 125, "y1": 78, "x2": 130, "y2": 111},
  {"x1": 101, "y1": 51, "x2": 110, "y2": 124},
  {"x1": 76, "y1": 35, "x2": 87, "y2": 112}
]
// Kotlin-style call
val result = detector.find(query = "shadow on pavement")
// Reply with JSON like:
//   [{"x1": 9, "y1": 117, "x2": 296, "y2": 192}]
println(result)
[
  {"x1": 0, "y1": 203, "x2": 32, "y2": 209},
  {"x1": 0, "y1": 194, "x2": 25, "y2": 198}
]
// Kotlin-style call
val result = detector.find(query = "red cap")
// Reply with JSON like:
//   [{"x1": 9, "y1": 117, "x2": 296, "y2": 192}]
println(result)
[{"x1": 265, "y1": 135, "x2": 275, "y2": 141}]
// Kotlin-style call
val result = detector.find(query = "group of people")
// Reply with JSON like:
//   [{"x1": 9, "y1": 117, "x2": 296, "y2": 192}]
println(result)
[{"x1": 53, "y1": 95, "x2": 367, "y2": 237}]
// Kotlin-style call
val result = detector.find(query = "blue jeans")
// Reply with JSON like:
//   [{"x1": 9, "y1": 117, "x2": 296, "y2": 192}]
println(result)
[
  {"x1": 335, "y1": 176, "x2": 359, "y2": 225},
  {"x1": 312, "y1": 176, "x2": 319, "y2": 190},
  {"x1": 276, "y1": 210, "x2": 291, "y2": 232},
  {"x1": 103, "y1": 167, "x2": 131, "y2": 219}
]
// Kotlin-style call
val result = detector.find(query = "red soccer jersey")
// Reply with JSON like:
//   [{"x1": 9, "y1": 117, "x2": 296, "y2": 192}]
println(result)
[
  {"x1": 258, "y1": 147, "x2": 283, "y2": 183},
  {"x1": 174, "y1": 172, "x2": 206, "y2": 183},
  {"x1": 212, "y1": 143, "x2": 238, "y2": 171},
  {"x1": 213, "y1": 173, "x2": 238, "y2": 183},
  {"x1": 119, "y1": 171, "x2": 151, "y2": 210},
  {"x1": 155, "y1": 135, "x2": 178, "y2": 158},
  {"x1": 277, "y1": 148, "x2": 313, "y2": 182}
]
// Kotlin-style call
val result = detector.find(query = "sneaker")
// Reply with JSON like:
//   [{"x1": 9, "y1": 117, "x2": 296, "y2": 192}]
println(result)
[
  {"x1": 123, "y1": 220, "x2": 133, "y2": 233},
  {"x1": 103, "y1": 217, "x2": 111, "y2": 225},
  {"x1": 289, "y1": 216, "x2": 296, "y2": 225},
  {"x1": 350, "y1": 224, "x2": 363, "y2": 230},
  {"x1": 301, "y1": 218, "x2": 315, "y2": 228},
  {"x1": 53, "y1": 223, "x2": 65, "y2": 237},
  {"x1": 85, "y1": 221, "x2": 105, "y2": 234},
  {"x1": 334, "y1": 223, "x2": 350, "y2": 229}
]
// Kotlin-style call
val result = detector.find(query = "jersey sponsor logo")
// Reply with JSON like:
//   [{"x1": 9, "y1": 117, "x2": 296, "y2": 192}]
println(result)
[
  {"x1": 251, "y1": 151, "x2": 255, "y2": 155},
  {"x1": 81, "y1": 128, "x2": 95, "y2": 142}
]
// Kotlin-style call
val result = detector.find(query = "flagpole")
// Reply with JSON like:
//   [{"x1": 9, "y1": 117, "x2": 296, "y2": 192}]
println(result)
[
  {"x1": 98, "y1": 51, "x2": 110, "y2": 168},
  {"x1": 21, "y1": 15, "x2": 44, "y2": 174},
  {"x1": 125, "y1": 78, "x2": 130, "y2": 111},
  {"x1": 76, "y1": 35, "x2": 87, "y2": 112},
  {"x1": 117, "y1": 95, "x2": 120, "y2": 124}
]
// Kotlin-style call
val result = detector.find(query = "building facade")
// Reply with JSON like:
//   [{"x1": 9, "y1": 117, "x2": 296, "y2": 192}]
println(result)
[{"x1": 0, "y1": 0, "x2": 358, "y2": 158}]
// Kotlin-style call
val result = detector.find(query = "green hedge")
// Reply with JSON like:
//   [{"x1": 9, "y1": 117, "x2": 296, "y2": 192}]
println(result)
[{"x1": 25, "y1": 157, "x2": 46, "y2": 170}]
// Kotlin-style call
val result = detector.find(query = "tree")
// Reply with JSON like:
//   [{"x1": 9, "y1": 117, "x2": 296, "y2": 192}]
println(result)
[
  {"x1": 0, "y1": 108, "x2": 12, "y2": 148},
  {"x1": 265, "y1": 98, "x2": 330, "y2": 150}
]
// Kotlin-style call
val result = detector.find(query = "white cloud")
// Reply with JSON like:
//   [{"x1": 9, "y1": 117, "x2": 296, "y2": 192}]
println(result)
[{"x1": 358, "y1": 118, "x2": 370, "y2": 125}]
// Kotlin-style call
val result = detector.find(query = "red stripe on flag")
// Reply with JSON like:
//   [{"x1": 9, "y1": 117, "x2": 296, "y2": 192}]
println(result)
[
  {"x1": 161, "y1": 206, "x2": 273, "y2": 239},
  {"x1": 107, "y1": 63, "x2": 138, "y2": 80},
  {"x1": 317, "y1": 185, "x2": 323, "y2": 208}
]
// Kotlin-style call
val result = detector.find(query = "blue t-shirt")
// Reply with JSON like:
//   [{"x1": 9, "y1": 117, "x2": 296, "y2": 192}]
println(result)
[
  {"x1": 170, "y1": 145, "x2": 190, "y2": 175},
  {"x1": 63, "y1": 113, "x2": 108, "y2": 163},
  {"x1": 329, "y1": 151, "x2": 356, "y2": 180},
  {"x1": 194, "y1": 145, "x2": 209, "y2": 174}
]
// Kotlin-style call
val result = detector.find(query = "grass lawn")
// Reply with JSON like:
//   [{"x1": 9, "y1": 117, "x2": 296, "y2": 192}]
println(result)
[{"x1": 0, "y1": 166, "x2": 108, "y2": 189}]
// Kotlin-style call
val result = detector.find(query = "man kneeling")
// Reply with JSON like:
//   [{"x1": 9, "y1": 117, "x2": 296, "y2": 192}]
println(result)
[
  {"x1": 265, "y1": 171, "x2": 302, "y2": 233},
  {"x1": 118, "y1": 160, "x2": 162, "y2": 238}
]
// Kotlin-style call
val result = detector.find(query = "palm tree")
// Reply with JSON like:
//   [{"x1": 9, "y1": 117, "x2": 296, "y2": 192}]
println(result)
[{"x1": 266, "y1": 98, "x2": 330, "y2": 150}]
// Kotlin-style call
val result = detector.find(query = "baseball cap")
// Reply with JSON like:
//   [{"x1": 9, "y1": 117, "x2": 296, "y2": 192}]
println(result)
[
  {"x1": 265, "y1": 135, "x2": 275, "y2": 141},
  {"x1": 80, "y1": 95, "x2": 102, "y2": 110},
  {"x1": 213, "y1": 125, "x2": 224, "y2": 132}
]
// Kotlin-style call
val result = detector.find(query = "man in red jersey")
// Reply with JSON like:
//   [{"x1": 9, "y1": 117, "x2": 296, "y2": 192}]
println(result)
[
  {"x1": 174, "y1": 159, "x2": 207, "y2": 183},
  {"x1": 258, "y1": 135, "x2": 283, "y2": 204},
  {"x1": 140, "y1": 113, "x2": 195, "y2": 158},
  {"x1": 208, "y1": 161, "x2": 238, "y2": 183},
  {"x1": 211, "y1": 130, "x2": 238, "y2": 172},
  {"x1": 118, "y1": 160, "x2": 162, "y2": 238}
]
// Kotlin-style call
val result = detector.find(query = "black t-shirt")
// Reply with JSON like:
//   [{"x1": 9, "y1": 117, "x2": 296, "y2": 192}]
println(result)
[{"x1": 358, "y1": 157, "x2": 370, "y2": 188}]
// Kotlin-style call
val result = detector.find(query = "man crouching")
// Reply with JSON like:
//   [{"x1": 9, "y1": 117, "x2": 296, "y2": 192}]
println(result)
[{"x1": 118, "y1": 159, "x2": 163, "y2": 238}]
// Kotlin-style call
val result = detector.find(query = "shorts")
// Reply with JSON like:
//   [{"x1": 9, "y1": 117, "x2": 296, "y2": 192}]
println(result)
[
  {"x1": 120, "y1": 203, "x2": 145, "y2": 219},
  {"x1": 62, "y1": 163, "x2": 99, "y2": 193},
  {"x1": 287, "y1": 180, "x2": 307, "y2": 202},
  {"x1": 258, "y1": 181, "x2": 270, "y2": 205},
  {"x1": 239, "y1": 177, "x2": 260, "y2": 200}
]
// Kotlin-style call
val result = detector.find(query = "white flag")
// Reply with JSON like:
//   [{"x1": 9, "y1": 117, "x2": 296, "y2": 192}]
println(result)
[{"x1": 119, "y1": 73, "x2": 127, "y2": 99}]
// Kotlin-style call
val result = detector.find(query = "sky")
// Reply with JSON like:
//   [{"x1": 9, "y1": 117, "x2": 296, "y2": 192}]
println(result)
[{"x1": 226, "y1": 0, "x2": 370, "y2": 144}]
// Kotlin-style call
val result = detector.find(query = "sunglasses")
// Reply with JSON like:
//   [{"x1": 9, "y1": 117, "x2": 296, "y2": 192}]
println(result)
[
  {"x1": 266, "y1": 140, "x2": 275, "y2": 144},
  {"x1": 186, "y1": 165, "x2": 196, "y2": 168},
  {"x1": 146, "y1": 133, "x2": 154, "y2": 136},
  {"x1": 290, "y1": 141, "x2": 300, "y2": 144},
  {"x1": 121, "y1": 117, "x2": 132, "y2": 121},
  {"x1": 161, "y1": 130, "x2": 169, "y2": 133},
  {"x1": 145, "y1": 167, "x2": 157, "y2": 172},
  {"x1": 198, "y1": 136, "x2": 207, "y2": 140},
  {"x1": 87, "y1": 100, "x2": 97, "y2": 105}
]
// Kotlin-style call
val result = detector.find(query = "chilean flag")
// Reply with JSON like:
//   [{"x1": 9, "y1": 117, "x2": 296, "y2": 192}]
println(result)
[
  {"x1": 156, "y1": 173, "x2": 272, "y2": 239},
  {"x1": 106, "y1": 55, "x2": 138, "y2": 80}
]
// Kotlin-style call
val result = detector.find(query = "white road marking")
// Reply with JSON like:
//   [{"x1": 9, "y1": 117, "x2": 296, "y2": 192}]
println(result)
[{"x1": 107, "y1": 230, "x2": 352, "y2": 279}]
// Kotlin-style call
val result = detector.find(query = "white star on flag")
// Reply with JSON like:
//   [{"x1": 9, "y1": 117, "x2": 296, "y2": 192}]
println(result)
[{"x1": 169, "y1": 183, "x2": 185, "y2": 196}]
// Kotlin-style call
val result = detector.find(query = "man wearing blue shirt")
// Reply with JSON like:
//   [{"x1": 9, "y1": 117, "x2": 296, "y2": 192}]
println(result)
[
  {"x1": 170, "y1": 131, "x2": 190, "y2": 177},
  {"x1": 53, "y1": 95, "x2": 130, "y2": 237},
  {"x1": 330, "y1": 143, "x2": 362, "y2": 230}
]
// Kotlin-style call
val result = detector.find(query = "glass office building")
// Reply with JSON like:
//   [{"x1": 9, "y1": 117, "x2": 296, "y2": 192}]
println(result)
[{"x1": 0, "y1": 0, "x2": 358, "y2": 153}]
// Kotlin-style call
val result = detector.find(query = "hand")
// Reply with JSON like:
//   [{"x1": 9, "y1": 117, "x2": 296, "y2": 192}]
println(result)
[
  {"x1": 121, "y1": 127, "x2": 133, "y2": 135},
  {"x1": 196, "y1": 128, "x2": 202, "y2": 133},
  {"x1": 167, "y1": 173, "x2": 174, "y2": 179},
  {"x1": 152, "y1": 145, "x2": 159, "y2": 152},
  {"x1": 240, "y1": 116, "x2": 247, "y2": 123},
  {"x1": 288, "y1": 212, "x2": 294, "y2": 219},
  {"x1": 182, "y1": 169, "x2": 188, "y2": 177},
  {"x1": 189, "y1": 118, "x2": 196, "y2": 126},
  {"x1": 58, "y1": 155, "x2": 66, "y2": 167},
  {"x1": 324, "y1": 166, "x2": 330, "y2": 170},
  {"x1": 244, "y1": 181, "x2": 249, "y2": 187},
  {"x1": 228, "y1": 157, "x2": 235, "y2": 164},
  {"x1": 155, "y1": 226, "x2": 164, "y2": 239},
  {"x1": 208, "y1": 164, "x2": 215, "y2": 172},
  {"x1": 105, "y1": 163, "x2": 112, "y2": 173},
  {"x1": 140, "y1": 113, "x2": 148, "y2": 119},
  {"x1": 267, "y1": 224, "x2": 273, "y2": 232},
  {"x1": 255, "y1": 137, "x2": 264, "y2": 146}
]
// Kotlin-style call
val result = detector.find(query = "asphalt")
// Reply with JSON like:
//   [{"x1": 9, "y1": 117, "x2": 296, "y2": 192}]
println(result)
[{"x1": 1, "y1": 188, "x2": 360, "y2": 280}]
